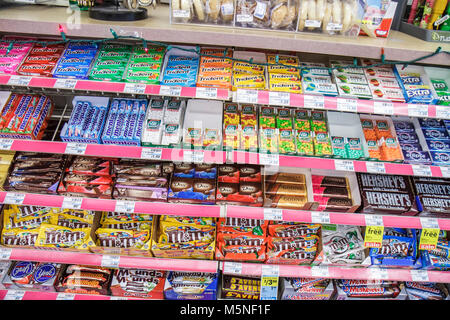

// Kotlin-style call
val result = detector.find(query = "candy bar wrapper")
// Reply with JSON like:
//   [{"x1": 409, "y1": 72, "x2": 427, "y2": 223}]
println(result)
[
  {"x1": 311, "y1": 175, "x2": 349, "y2": 188},
  {"x1": 216, "y1": 233, "x2": 266, "y2": 262},
  {"x1": 266, "y1": 235, "x2": 318, "y2": 265},
  {"x1": 265, "y1": 195, "x2": 308, "y2": 210},
  {"x1": 321, "y1": 225, "x2": 366, "y2": 265},
  {"x1": 216, "y1": 181, "x2": 264, "y2": 206},
  {"x1": 58, "y1": 181, "x2": 113, "y2": 199},
  {"x1": 164, "y1": 271, "x2": 218, "y2": 300},
  {"x1": 157, "y1": 221, "x2": 215, "y2": 245},
  {"x1": 338, "y1": 284, "x2": 402, "y2": 299},
  {"x1": 160, "y1": 215, "x2": 215, "y2": 227},
  {"x1": 221, "y1": 275, "x2": 261, "y2": 300},
  {"x1": 268, "y1": 223, "x2": 320, "y2": 238},
  {"x1": 405, "y1": 282, "x2": 448, "y2": 300},
  {"x1": 312, "y1": 185, "x2": 351, "y2": 199},
  {"x1": 217, "y1": 217, "x2": 268, "y2": 231},
  {"x1": 218, "y1": 164, "x2": 239, "y2": 183},
  {"x1": 113, "y1": 185, "x2": 168, "y2": 202},
  {"x1": 110, "y1": 269, "x2": 166, "y2": 299},
  {"x1": 3, "y1": 211, "x2": 52, "y2": 230},
  {"x1": 1, "y1": 227, "x2": 39, "y2": 247},
  {"x1": 55, "y1": 264, "x2": 113, "y2": 296},
  {"x1": 96, "y1": 228, "x2": 151, "y2": 250},
  {"x1": 115, "y1": 175, "x2": 168, "y2": 187},
  {"x1": 50, "y1": 215, "x2": 92, "y2": 229},
  {"x1": 35, "y1": 223, "x2": 95, "y2": 250},
  {"x1": 265, "y1": 172, "x2": 306, "y2": 185},
  {"x1": 369, "y1": 234, "x2": 417, "y2": 265},
  {"x1": 51, "y1": 208, "x2": 95, "y2": 224},
  {"x1": 3, "y1": 261, "x2": 61, "y2": 292},
  {"x1": 265, "y1": 183, "x2": 307, "y2": 197}
]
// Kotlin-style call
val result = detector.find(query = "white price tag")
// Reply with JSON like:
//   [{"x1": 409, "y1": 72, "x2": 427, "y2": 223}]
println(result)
[
  {"x1": 263, "y1": 208, "x2": 283, "y2": 221},
  {"x1": 3, "y1": 192, "x2": 25, "y2": 205},
  {"x1": 259, "y1": 153, "x2": 279, "y2": 166},
  {"x1": 368, "y1": 267, "x2": 389, "y2": 280},
  {"x1": 236, "y1": 89, "x2": 258, "y2": 104},
  {"x1": 408, "y1": 104, "x2": 428, "y2": 118},
  {"x1": 124, "y1": 83, "x2": 146, "y2": 94},
  {"x1": 0, "y1": 138, "x2": 14, "y2": 150},
  {"x1": 0, "y1": 247, "x2": 12, "y2": 260},
  {"x1": 334, "y1": 159, "x2": 354, "y2": 172},
  {"x1": 305, "y1": 20, "x2": 321, "y2": 28},
  {"x1": 7, "y1": 75, "x2": 31, "y2": 86},
  {"x1": 110, "y1": 296, "x2": 128, "y2": 300},
  {"x1": 183, "y1": 150, "x2": 204, "y2": 163},
  {"x1": 365, "y1": 214, "x2": 384, "y2": 226},
  {"x1": 62, "y1": 197, "x2": 83, "y2": 210},
  {"x1": 101, "y1": 255, "x2": 120, "y2": 268},
  {"x1": 56, "y1": 293, "x2": 76, "y2": 300},
  {"x1": 54, "y1": 78, "x2": 77, "y2": 90},
  {"x1": 304, "y1": 95, "x2": 325, "y2": 109},
  {"x1": 420, "y1": 217, "x2": 439, "y2": 229},
  {"x1": 236, "y1": 14, "x2": 253, "y2": 22},
  {"x1": 412, "y1": 164, "x2": 432, "y2": 177},
  {"x1": 65, "y1": 142, "x2": 87, "y2": 155},
  {"x1": 172, "y1": 9, "x2": 190, "y2": 18},
  {"x1": 311, "y1": 265, "x2": 329, "y2": 278},
  {"x1": 436, "y1": 106, "x2": 450, "y2": 119},
  {"x1": 141, "y1": 147, "x2": 162, "y2": 160},
  {"x1": 373, "y1": 101, "x2": 394, "y2": 115},
  {"x1": 311, "y1": 211, "x2": 331, "y2": 224},
  {"x1": 4, "y1": 290, "x2": 25, "y2": 300},
  {"x1": 410, "y1": 269, "x2": 429, "y2": 282},
  {"x1": 326, "y1": 23, "x2": 342, "y2": 31},
  {"x1": 223, "y1": 262, "x2": 242, "y2": 275},
  {"x1": 115, "y1": 200, "x2": 136, "y2": 213},
  {"x1": 366, "y1": 162, "x2": 386, "y2": 174},
  {"x1": 440, "y1": 166, "x2": 450, "y2": 178},
  {"x1": 337, "y1": 98, "x2": 358, "y2": 113},
  {"x1": 269, "y1": 91, "x2": 290, "y2": 106},
  {"x1": 196, "y1": 87, "x2": 218, "y2": 99},
  {"x1": 260, "y1": 265, "x2": 279, "y2": 301},
  {"x1": 159, "y1": 85, "x2": 182, "y2": 97}
]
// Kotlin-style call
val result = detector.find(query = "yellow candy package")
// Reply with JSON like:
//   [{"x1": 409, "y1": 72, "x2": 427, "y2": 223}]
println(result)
[
  {"x1": 102, "y1": 220, "x2": 153, "y2": 231},
  {"x1": 49, "y1": 214, "x2": 93, "y2": 229},
  {"x1": 159, "y1": 215, "x2": 216, "y2": 227},
  {"x1": 1, "y1": 227, "x2": 40, "y2": 246},
  {"x1": 101, "y1": 212, "x2": 153, "y2": 224},
  {"x1": 36, "y1": 223, "x2": 94, "y2": 250},
  {"x1": 96, "y1": 228, "x2": 151, "y2": 249},
  {"x1": 51, "y1": 208, "x2": 95, "y2": 223},
  {"x1": 4, "y1": 210, "x2": 52, "y2": 230}
]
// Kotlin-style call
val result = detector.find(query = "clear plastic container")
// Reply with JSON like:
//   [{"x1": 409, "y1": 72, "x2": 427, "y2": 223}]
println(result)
[{"x1": 170, "y1": 0, "x2": 236, "y2": 26}]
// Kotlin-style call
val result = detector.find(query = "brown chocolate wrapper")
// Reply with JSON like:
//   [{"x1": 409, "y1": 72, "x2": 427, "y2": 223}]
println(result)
[
  {"x1": 266, "y1": 195, "x2": 308, "y2": 209},
  {"x1": 357, "y1": 173, "x2": 413, "y2": 194},
  {"x1": 359, "y1": 190, "x2": 418, "y2": 215},
  {"x1": 265, "y1": 172, "x2": 306, "y2": 185},
  {"x1": 311, "y1": 175, "x2": 349, "y2": 188},
  {"x1": 312, "y1": 185, "x2": 351, "y2": 199},
  {"x1": 314, "y1": 196, "x2": 353, "y2": 212},
  {"x1": 265, "y1": 183, "x2": 307, "y2": 196},
  {"x1": 239, "y1": 165, "x2": 261, "y2": 182}
]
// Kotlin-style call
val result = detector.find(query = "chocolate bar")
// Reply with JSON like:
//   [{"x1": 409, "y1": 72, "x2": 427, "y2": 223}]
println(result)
[
  {"x1": 218, "y1": 165, "x2": 239, "y2": 183},
  {"x1": 314, "y1": 196, "x2": 353, "y2": 212},
  {"x1": 311, "y1": 175, "x2": 349, "y2": 188},
  {"x1": 265, "y1": 172, "x2": 306, "y2": 185},
  {"x1": 357, "y1": 173, "x2": 412, "y2": 193},
  {"x1": 113, "y1": 185, "x2": 167, "y2": 201},
  {"x1": 266, "y1": 183, "x2": 307, "y2": 196},
  {"x1": 239, "y1": 165, "x2": 261, "y2": 182},
  {"x1": 267, "y1": 195, "x2": 308, "y2": 209},
  {"x1": 312, "y1": 185, "x2": 351, "y2": 199},
  {"x1": 221, "y1": 275, "x2": 260, "y2": 300}
]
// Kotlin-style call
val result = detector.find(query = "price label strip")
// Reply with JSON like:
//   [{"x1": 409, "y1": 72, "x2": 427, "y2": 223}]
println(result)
[
  {"x1": 115, "y1": 200, "x2": 136, "y2": 213},
  {"x1": 410, "y1": 269, "x2": 429, "y2": 282},
  {"x1": 366, "y1": 162, "x2": 386, "y2": 174},
  {"x1": 3, "y1": 192, "x2": 25, "y2": 205},
  {"x1": 310, "y1": 265, "x2": 329, "y2": 278},
  {"x1": 101, "y1": 255, "x2": 120, "y2": 268},
  {"x1": 263, "y1": 208, "x2": 283, "y2": 221},
  {"x1": 54, "y1": 78, "x2": 77, "y2": 90},
  {"x1": 141, "y1": 147, "x2": 162, "y2": 160},
  {"x1": 373, "y1": 101, "x2": 394, "y2": 115},
  {"x1": 368, "y1": 267, "x2": 389, "y2": 280},
  {"x1": 412, "y1": 164, "x2": 432, "y2": 177},
  {"x1": 0, "y1": 139, "x2": 14, "y2": 150},
  {"x1": 269, "y1": 91, "x2": 290, "y2": 106},
  {"x1": 0, "y1": 247, "x2": 12, "y2": 260},
  {"x1": 183, "y1": 150, "x2": 205, "y2": 163},
  {"x1": 334, "y1": 159, "x2": 354, "y2": 172},
  {"x1": 441, "y1": 166, "x2": 450, "y2": 178},
  {"x1": 196, "y1": 87, "x2": 218, "y2": 99},
  {"x1": 311, "y1": 211, "x2": 330, "y2": 224},
  {"x1": 65, "y1": 142, "x2": 87, "y2": 155},
  {"x1": 436, "y1": 106, "x2": 450, "y2": 120},
  {"x1": 304, "y1": 95, "x2": 325, "y2": 109},
  {"x1": 260, "y1": 265, "x2": 279, "y2": 300},
  {"x1": 62, "y1": 197, "x2": 83, "y2": 210},
  {"x1": 7, "y1": 75, "x2": 32, "y2": 86},
  {"x1": 259, "y1": 153, "x2": 279, "y2": 166},
  {"x1": 336, "y1": 98, "x2": 358, "y2": 113},
  {"x1": 365, "y1": 214, "x2": 384, "y2": 227},
  {"x1": 408, "y1": 104, "x2": 428, "y2": 118},
  {"x1": 110, "y1": 296, "x2": 128, "y2": 300},
  {"x1": 4, "y1": 290, "x2": 25, "y2": 300},
  {"x1": 420, "y1": 217, "x2": 439, "y2": 229},
  {"x1": 56, "y1": 293, "x2": 76, "y2": 300},
  {"x1": 418, "y1": 228, "x2": 440, "y2": 251},
  {"x1": 124, "y1": 83, "x2": 146, "y2": 94},
  {"x1": 236, "y1": 89, "x2": 258, "y2": 104},
  {"x1": 159, "y1": 85, "x2": 182, "y2": 97},
  {"x1": 364, "y1": 226, "x2": 384, "y2": 248},
  {"x1": 223, "y1": 262, "x2": 242, "y2": 275}
]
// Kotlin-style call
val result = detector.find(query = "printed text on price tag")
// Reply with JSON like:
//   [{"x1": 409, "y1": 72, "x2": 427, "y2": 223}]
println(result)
[
  {"x1": 408, "y1": 104, "x2": 428, "y2": 118},
  {"x1": 159, "y1": 85, "x2": 181, "y2": 97},
  {"x1": 263, "y1": 208, "x2": 283, "y2": 221},
  {"x1": 8, "y1": 75, "x2": 31, "y2": 86},
  {"x1": 269, "y1": 91, "x2": 290, "y2": 106},
  {"x1": 0, "y1": 138, "x2": 14, "y2": 150},
  {"x1": 124, "y1": 83, "x2": 146, "y2": 94},
  {"x1": 335, "y1": 159, "x2": 354, "y2": 171},
  {"x1": 115, "y1": 200, "x2": 135, "y2": 213},
  {"x1": 366, "y1": 162, "x2": 386, "y2": 174},
  {"x1": 223, "y1": 262, "x2": 242, "y2": 275},
  {"x1": 65, "y1": 142, "x2": 87, "y2": 155},
  {"x1": 62, "y1": 197, "x2": 83, "y2": 210},
  {"x1": 364, "y1": 226, "x2": 384, "y2": 248},
  {"x1": 373, "y1": 101, "x2": 394, "y2": 115},
  {"x1": 259, "y1": 153, "x2": 279, "y2": 166},
  {"x1": 410, "y1": 269, "x2": 429, "y2": 282},
  {"x1": 368, "y1": 267, "x2": 389, "y2": 280},
  {"x1": 56, "y1": 293, "x2": 76, "y2": 300},
  {"x1": 101, "y1": 255, "x2": 120, "y2": 268},
  {"x1": 54, "y1": 78, "x2": 77, "y2": 90},
  {"x1": 196, "y1": 87, "x2": 218, "y2": 99},
  {"x1": 0, "y1": 247, "x2": 12, "y2": 260},
  {"x1": 260, "y1": 265, "x2": 279, "y2": 300},
  {"x1": 311, "y1": 265, "x2": 329, "y2": 277},
  {"x1": 4, "y1": 290, "x2": 25, "y2": 300},
  {"x1": 141, "y1": 147, "x2": 162, "y2": 160},
  {"x1": 4, "y1": 192, "x2": 25, "y2": 205},
  {"x1": 183, "y1": 150, "x2": 204, "y2": 163},
  {"x1": 236, "y1": 89, "x2": 258, "y2": 104},
  {"x1": 304, "y1": 95, "x2": 325, "y2": 109},
  {"x1": 336, "y1": 98, "x2": 357, "y2": 113},
  {"x1": 311, "y1": 211, "x2": 330, "y2": 224},
  {"x1": 440, "y1": 166, "x2": 450, "y2": 178},
  {"x1": 412, "y1": 164, "x2": 432, "y2": 177},
  {"x1": 365, "y1": 214, "x2": 384, "y2": 226}
]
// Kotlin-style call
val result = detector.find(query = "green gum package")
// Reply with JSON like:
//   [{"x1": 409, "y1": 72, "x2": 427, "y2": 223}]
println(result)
[{"x1": 276, "y1": 108, "x2": 293, "y2": 129}]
